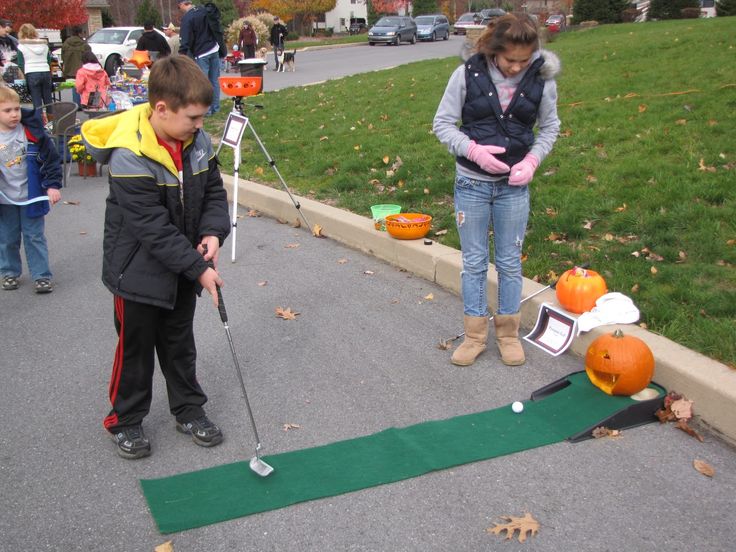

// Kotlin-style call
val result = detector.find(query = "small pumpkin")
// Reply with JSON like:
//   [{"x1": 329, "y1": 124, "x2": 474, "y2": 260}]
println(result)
[
  {"x1": 555, "y1": 266, "x2": 607, "y2": 313},
  {"x1": 585, "y1": 329, "x2": 655, "y2": 396}
]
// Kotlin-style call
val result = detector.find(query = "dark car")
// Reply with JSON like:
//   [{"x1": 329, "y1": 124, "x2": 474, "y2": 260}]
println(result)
[
  {"x1": 479, "y1": 8, "x2": 507, "y2": 22},
  {"x1": 368, "y1": 16, "x2": 417, "y2": 46},
  {"x1": 349, "y1": 18, "x2": 367, "y2": 35},
  {"x1": 414, "y1": 14, "x2": 450, "y2": 41}
]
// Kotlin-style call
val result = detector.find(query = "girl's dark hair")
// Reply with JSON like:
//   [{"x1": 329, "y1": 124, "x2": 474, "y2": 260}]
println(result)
[
  {"x1": 476, "y1": 14, "x2": 539, "y2": 58},
  {"x1": 82, "y1": 50, "x2": 99, "y2": 65}
]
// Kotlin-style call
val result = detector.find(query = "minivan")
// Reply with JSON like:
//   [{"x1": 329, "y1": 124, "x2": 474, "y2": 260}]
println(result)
[
  {"x1": 368, "y1": 16, "x2": 417, "y2": 46},
  {"x1": 414, "y1": 14, "x2": 450, "y2": 41}
]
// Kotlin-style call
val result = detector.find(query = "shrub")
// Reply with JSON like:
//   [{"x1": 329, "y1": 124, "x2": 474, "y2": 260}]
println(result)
[
  {"x1": 717, "y1": 0, "x2": 736, "y2": 15},
  {"x1": 621, "y1": 7, "x2": 640, "y2": 22},
  {"x1": 225, "y1": 15, "x2": 270, "y2": 49},
  {"x1": 680, "y1": 7, "x2": 701, "y2": 17},
  {"x1": 650, "y1": 0, "x2": 701, "y2": 19}
]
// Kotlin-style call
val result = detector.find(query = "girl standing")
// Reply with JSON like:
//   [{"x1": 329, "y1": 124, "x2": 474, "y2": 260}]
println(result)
[
  {"x1": 75, "y1": 51, "x2": 111, "y2": 109},
  {"x1": 433, "y1": 14, "x2": 561, "y2": 367},
  {"x1": 16, "y1": 23, "x2": 53, "y2": 118}
]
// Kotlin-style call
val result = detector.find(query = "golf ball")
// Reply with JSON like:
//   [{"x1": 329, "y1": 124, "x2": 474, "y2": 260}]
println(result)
[{"x1": 512, "y1": 401, "x2": 524, "y2": 413}]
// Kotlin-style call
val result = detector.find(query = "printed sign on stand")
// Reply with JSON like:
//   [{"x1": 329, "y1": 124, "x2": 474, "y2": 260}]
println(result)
[
  {"x1": 222, "y1": 113, "x2": 248, "y2": 148},
  {"x1": 523, "y1": 303, "x2": 578, "y2": 356}
]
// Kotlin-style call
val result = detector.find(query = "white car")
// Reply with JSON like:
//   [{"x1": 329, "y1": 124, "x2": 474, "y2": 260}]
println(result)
[{"x1": 87, "y1": 26, "x2": 166, "y2": 75}]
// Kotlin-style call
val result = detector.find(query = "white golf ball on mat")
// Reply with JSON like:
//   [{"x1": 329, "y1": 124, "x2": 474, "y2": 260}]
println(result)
[{"x1": 512, "y1": 401, "x2": 524, "y2": 413}]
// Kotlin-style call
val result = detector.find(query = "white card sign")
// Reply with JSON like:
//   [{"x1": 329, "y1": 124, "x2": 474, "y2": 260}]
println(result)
[{"x1": 523, "y1": 303, "x2": 578, "y2": 356}]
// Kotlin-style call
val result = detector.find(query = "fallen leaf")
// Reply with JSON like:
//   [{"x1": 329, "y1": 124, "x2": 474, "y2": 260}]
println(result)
[
  {"x1": 631, "y1": 283, "x2": 640, "y2": 293},
  {"x1": 282, "y1": 423, "x2": 301, "y2": 431},
  {"x1": 382, "y1": 155, "x2": 390, "y2": 164},
  {"x1": 545, "y1": 207, "x2": 558, "y2": 217},
  {"x1": 434, "y1": 229, "x2": 448, "y2": 236},
  {"x1": 337, "y1": 258, "x2": 348, "y2": 264},
  {"x1": 423, "y1": 293, "x2": 434, "y2": 301},
  {"x1": 255, "y1": 166, "x2": 264, "y2": 176},
  {"x1": 670, "y1": 398, "x2": 694, "y2": 420},
  {"x1": 386, "y1": 169, "x2": 395, "y2": 177},
  {"x1": 676, "y1": 251, "x2": 687, "y2": 263},
  {"x1": 246, "y1": 209, "x2": 261, "y2": 217},
  {"x1": 319, "y1": 136, "x2": 329, "y2": 141},
  {"x1": 353, "y1": 145, "x2": 361, "y2": 151},
  {"x1": 155, "y1": 541, "x2": 174, "y2": 552},
  {"x1": 650, "y1": 266, "x2": 658, "y2": 275},
  {"x1": 675, "y1": 118, "x2": 687, "y2": 125},
  {"x1": 638, "y1": 104, "x2": 647, "y2": 112},
  {"x1": 583, "y1": 220, "x2": 595, "y2": 230},
  {"x1": 364, "y1": 270, "x2": 375, "y2": 275},
  {"x1": 586, "y1": 174, "x2": 598, "y2": 183},
  {"x1": 698, "y1": 158, "x2": 717, "y2": 173},
  {"x1": 631, "y1": 251, "x2": 641, "y2": 258},
  {"x1": 291, "y1": 219, "x2": 301, "y2": 228},
  {"x1": 284, "y1": 243, "x2": 300, "y2": 249},
  {"x1": 614, "y1": 203, "x2": 627, "y2": 212},
  {"x1": 275, "y1": 307, "x2": 300, "y2": 320},
  {"x1": 257, "y1": 280, "x2": 268, "y2": 286},
  {"x1": 423, "y1": 188, "x2": 430, "y2": 194},
  {"x1": 693, "y1": 459, "x2": 715, "y2": 477},
  {"x1": 63, "y1": 200, "x2": 80, "y2": 205},
  {"x1": 592, "y1": 426, "x2": 622, "y2": 439},
  {"x1": 487, "y1": 513, "x2": 539, "y2": 543},
  {"x1": 675, "y1": 419, "x2": 704, "y2": 442},
  {"x1": 312, "y1": 224, "x2": 324, "y2": 237}
]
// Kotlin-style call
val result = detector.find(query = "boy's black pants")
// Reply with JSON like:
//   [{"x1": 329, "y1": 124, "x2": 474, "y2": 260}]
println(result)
[{"x1": 104, "y1": 278, "x2": 208, "y2": 432}]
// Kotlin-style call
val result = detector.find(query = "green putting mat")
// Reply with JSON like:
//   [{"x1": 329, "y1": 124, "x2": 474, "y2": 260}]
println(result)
[{"x1": 141, "y1": 372, "x2": 664, "y2": 533}]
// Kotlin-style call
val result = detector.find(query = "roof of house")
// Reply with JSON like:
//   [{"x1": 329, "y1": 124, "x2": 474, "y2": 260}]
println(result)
[{"x1": 86, "y1": 0, "x2": 110, "y2": 7}]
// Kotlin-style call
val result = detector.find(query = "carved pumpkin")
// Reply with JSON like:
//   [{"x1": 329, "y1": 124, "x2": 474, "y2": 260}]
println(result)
[
  {"x1": 555, "y1": 266, "x2": 607, "y2": 313},
  {"x1": 585, "y1": 329, "x2": 655, "y2": 395}
]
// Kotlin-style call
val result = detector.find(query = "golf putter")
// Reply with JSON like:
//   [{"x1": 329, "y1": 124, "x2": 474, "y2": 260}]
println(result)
[{"x1": 204, "y1": 248, "x2": 274, "y2": 477}]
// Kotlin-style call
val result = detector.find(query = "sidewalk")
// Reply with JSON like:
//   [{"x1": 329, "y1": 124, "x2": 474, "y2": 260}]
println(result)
[{"x1": 221, "y1": 174, "x2": 736, "y2": 446}]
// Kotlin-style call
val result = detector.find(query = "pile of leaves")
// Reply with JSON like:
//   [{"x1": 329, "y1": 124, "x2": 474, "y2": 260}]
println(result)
[{"x1": 655, "y1": 391, "x2": 702, "y2": 442}]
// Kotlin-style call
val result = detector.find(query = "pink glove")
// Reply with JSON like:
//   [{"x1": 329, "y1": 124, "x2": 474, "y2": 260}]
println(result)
[
  {"x1": 508, "y1": 154, "x2": 540, "y2": 186},
  {"x1": 466, "y1": 141, "x2": 510, "y2": 174}
]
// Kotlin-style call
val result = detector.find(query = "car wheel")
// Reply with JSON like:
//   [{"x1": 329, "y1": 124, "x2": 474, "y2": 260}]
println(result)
[
  {"x1": 104, "y1": 55, "x2": 123, "y2": 77},
  {"x1": 444, "y1": 31, "x2": 449, "y2": 40},
  {"x1": 432, "y1": 31, "x2": 436, "y2": 42},
  {"x1": 369, "y1": 42, "x2": 375, "y2": 46},
  {"x1": 410, "y1": 33, "x2": 416, "y2": 44},
  {"x1": 394, "y1": 36, "x2": 400, "y2": 46}
]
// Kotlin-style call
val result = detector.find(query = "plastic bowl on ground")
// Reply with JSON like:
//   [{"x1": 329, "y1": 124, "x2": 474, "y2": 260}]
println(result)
[
  {"x1": 385, "y1": 213, "x2": 432, "y2": 240},
  {"x1": 370, "y1": 204, "x2": 401, "y2": 231}
]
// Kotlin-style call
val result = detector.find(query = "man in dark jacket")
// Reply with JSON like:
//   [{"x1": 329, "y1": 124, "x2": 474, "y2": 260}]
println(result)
[
  {"x1": 136, "y1": 21, "x2": 171, "y2": 59},
  {"x1": 61, "y1": 26, "x2": 92, "y2": 104},
  {"x1": 178, "y1": 0, "x2": 222, "y2": 116},
  {"x1": 269, "y1": 16, "x2": 288, "y2": 71},
  {"x1": 81, "y1": 56, "x2": 230, "y2": 460}
]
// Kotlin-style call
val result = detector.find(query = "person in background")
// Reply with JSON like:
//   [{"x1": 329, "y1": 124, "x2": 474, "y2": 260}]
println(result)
[
  {"x1": 433, "y1": 14, "x2": 561, "y2": 367},
  {"x1": 178, "y1": 0, "x2": 223, "y2": 116},
  {"x1": 163, "y1": 23, "x2": 180, "y2": 55},
  {"x1": 61, "y1": 25, "x2": 92, "y2": 105},
  {"x1": 237, "y1": 21, "x2": 257, "y2": 60},
  {"x1": 0, "y1": 86, "x2": 62, "y2": 294},
  {"x1": 0, "y1": 19, "x2": 18, "y2": 56},
  {"x1": 75, "y1": 50, "x2": 110, "y2": 109},
  {"x1": 136, "y1": 21, "x2": 171, "y2": 60},
  {"x1": 269, "y1": 16, "x2": 287, "y2": 71},
  {"x1": 81, "y1": 55, "x2": 230, "y2": 459},
  {"x1": 16, "y1": 23, "x2": 53, "y2": 118}
]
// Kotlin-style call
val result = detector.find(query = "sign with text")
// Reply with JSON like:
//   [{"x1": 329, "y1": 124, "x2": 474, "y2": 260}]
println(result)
[{"x1": 523, "y1": 303, "x2": 578, "y2": 356}]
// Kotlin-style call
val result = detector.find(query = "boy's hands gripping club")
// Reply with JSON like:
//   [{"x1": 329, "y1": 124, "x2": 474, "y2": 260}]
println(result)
[
  {"x1": 198, "y1": 240, "x2": 224, "y2": 307},
  {"x1": 466, "y1": 141, "x2": 510, "y2": 174}
]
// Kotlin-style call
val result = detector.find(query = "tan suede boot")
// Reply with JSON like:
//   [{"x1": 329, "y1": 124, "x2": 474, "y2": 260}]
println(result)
[
  {"x1": 494, "y1": 313, "x2": 525, "y2": 366},
  {"x1": 451, "y1": 315, "x2": 489, "y2": 366}
]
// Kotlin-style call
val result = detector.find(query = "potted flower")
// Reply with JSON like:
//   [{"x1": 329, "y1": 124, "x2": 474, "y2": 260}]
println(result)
[{"x1": 67, "y1": 134, "x2": 97, "y2": 177}]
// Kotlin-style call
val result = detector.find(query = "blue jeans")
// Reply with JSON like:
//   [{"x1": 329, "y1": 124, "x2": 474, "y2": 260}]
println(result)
[
  {"x1": 195, "y1": 52, "x2": 220, "y2": 114},
  {"x1": 0, "y1": 204, "x2": 52, "y2": 281},
  {"x1": 454, "y1": 175, "x2": 529, "y2": 317},
  {"x1": 26, "y1": 71, "x2": 53, "y2": 116}
]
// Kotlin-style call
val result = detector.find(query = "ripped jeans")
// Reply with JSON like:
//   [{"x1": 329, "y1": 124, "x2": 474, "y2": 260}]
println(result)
[{"x1": 454, "y1": 174, "x2": 529, "y2": 317}]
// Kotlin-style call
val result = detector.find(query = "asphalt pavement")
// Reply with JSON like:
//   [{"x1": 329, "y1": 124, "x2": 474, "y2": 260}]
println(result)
[{"x1": 1, "y1": 173, "x2": 735, "y2": 552}]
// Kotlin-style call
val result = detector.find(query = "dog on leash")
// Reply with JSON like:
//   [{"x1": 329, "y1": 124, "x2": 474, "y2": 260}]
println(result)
[{"x1": 275, "y1": 49, "x2": 296, "y2": 72}]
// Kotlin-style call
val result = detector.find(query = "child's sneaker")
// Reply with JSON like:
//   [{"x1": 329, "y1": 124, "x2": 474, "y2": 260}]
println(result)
[
  {"x1": 111, "y1": 425, "x2": 151, "y2": 459},
  {"x1": 2, "y1": 276, "x2": 19, "y2": 290},
  {"x1": 34, "y1": 278, "x2": 53, "y2": 293},
  {"x1": 176, "y1": 415, "x2": 223, "y2": 447}
]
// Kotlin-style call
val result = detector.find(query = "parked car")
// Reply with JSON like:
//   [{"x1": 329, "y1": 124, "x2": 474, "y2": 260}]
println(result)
[
  {"x1": 87, "y1": 26, "x2": 165, "y2": 76},
  {"x1": 349, "y1": 18, "x2": 368, "y2": 35},
  {"x1": 545, "y1": 14, "x2": 567, "y2": 31},
  {"x1": 479, "y1": 8, "x2": 507, "y2": 22},
  {"x1": 414, "y1": 14, "x2": 450, "y2": 41},
  {"x1": 453, "y1": 12, "x2": 480, "y2": 35},
  {"x1": 368, "y1": 16, "x2": 417, "y2": 46}
]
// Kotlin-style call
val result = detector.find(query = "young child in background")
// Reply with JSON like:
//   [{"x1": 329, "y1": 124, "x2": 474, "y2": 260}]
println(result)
[
  {"x1": 81, "y1": 55, "x2": 230, "y2": 459},
  {"x1": 0, "y1": 86, "x2": 62, "y2": 293},
  {"x1": 75, "y1": 50, "x2": 111, "y2": 109},
  {"x1": 433, "y1": 14, "x2": 561, "y2": 367}
]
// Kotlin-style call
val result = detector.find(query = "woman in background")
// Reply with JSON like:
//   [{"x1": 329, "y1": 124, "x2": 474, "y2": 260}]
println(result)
[{"x1": 16, "y1": 23, "x2": 53, "y2": 118}]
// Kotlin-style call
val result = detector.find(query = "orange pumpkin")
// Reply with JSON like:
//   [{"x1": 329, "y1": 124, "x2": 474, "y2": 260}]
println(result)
[
  {"x1": 585, "y1": 329, "x2": 655, "y2": 395},
  {"x1": 555, "y1": 266, "x2": 607, "y2": 313}
]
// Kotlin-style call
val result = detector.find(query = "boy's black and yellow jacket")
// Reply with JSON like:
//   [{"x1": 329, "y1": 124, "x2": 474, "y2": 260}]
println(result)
[{"x1": 82, "y1": 104, "x2": 230, "y2": 309}]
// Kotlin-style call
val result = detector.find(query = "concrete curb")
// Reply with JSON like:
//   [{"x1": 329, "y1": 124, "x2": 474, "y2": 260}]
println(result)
[{"x1": 222, "y1": 175, "x2": 736, "y2": 445}]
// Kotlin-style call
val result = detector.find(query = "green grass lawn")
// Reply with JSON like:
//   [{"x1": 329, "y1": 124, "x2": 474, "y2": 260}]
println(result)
[{"x1": 207, "y1": 18, "x2": 736, "y2": 367}]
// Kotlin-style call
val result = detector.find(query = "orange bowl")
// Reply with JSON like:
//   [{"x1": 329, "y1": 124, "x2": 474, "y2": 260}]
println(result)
[
  {"x1": 385, "y1": 213, "x2": 432, "y2": 240},
  {"x1": 218, "y1": 76, "x2": 262, "y2": 97}
]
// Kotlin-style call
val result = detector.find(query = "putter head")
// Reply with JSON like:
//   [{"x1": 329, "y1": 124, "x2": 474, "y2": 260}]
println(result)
[{"x1": 249, "y1": 456, "x2": 274, "y2": 477}]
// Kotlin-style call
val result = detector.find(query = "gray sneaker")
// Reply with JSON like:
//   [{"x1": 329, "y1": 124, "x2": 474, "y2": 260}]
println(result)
[
  {"x1": 111, "y1": 425, "x2": 151, "y2": 459},
  {"x1": 176, "y1": 415, "x2": 223, "y2": 447}
]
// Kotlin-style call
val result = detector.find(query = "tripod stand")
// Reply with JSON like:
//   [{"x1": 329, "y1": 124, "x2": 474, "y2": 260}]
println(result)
[{"x1": 217, "y1": 95, "x2": 313, "y2": 262}]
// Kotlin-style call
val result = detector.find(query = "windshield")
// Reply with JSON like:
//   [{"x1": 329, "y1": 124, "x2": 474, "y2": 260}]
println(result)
[
  {"x1": 375, "y1": 18, "x2": 402, "y2": 26},
  {"x1": 414, "y1": 16, "x2": 435, "y2": 25},
  {"x1": 457, "y1": 14, "x2": 476, "y2": 22},
  {"x1": 88, "y1": 29, "x2": 130, "y2": 45}
]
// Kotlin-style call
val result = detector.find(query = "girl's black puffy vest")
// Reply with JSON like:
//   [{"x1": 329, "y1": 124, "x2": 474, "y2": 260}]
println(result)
[{"x1": 456, "y1": 52, "x2": 545, "y2": 177}]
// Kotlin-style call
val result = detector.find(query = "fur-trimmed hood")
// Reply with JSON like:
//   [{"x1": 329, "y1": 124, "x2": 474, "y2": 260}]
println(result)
[{"x1": 460, "y1": 46, "x2": 561, "y2": 81}]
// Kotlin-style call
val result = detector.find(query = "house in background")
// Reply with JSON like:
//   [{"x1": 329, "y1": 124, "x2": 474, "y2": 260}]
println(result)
[
  {"x1": 86, "y1": 0, "x2": 110, "y2": 34},
  {"x1": 314, "y1": 0, "x2": 368, "y2": 33}
]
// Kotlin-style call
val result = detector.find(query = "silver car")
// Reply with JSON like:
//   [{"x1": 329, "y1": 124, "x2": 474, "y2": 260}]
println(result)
[
  {"x1": 415, "y1": 14, "x2": 450, "y2": 42},
  {"x1": 368, "y1": 16, "x2": 417, "y2": 46}
]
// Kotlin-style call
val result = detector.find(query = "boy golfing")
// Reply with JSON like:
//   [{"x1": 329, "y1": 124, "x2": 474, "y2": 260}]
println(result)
[{"x1": 82, "y1": 55, "x2": 230, "y2": 459}]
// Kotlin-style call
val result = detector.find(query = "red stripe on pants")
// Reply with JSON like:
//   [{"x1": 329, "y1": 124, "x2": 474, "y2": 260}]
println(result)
[{"x1": 103, "y1": 296, "x2": 125, "y2": 430}]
